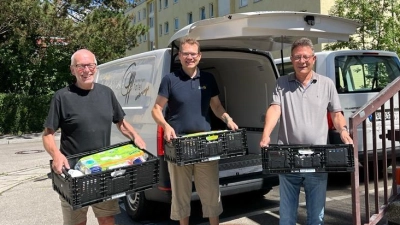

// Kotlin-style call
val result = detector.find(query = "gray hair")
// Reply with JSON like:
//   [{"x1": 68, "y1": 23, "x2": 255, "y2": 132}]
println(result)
[{"x1": 291, "y1": 38, "x2": 314, "y2": 54}]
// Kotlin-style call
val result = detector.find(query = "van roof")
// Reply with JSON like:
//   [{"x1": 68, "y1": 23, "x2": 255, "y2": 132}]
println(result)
[
  {"x1": 313, "y1": 50, "x2": 399, "y2": 57},
  {"x1": 169, "y1": 11, "x2": 360, "y2": 51}
]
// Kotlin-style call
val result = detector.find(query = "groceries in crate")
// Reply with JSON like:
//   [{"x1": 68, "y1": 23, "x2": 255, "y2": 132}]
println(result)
[
  {"x1": 165, "y1": 129, "x2": 248, "y2": 166},
  {"x1": 180, "y1": 130, "x2": 228, "y2": 138},
  {"x1": 74, "y1": 144, "x2": 148, "y2": 174},
  {"x1": 50, "y1": 141, "x2": 160, "y2": 209}
]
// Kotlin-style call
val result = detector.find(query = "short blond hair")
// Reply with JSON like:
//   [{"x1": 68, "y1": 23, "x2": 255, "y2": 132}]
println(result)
[{"x1": 179, "y1": 37, "x2": 200, "y2": 52}]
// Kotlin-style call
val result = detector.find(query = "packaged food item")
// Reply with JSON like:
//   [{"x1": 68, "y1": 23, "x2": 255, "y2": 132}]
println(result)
[
  {"x1": 67, "y1": 169, "x2": 85, "y2": 177},
  {"x1": 74, "y1": 144, "x2": 147, "y2": 174}
]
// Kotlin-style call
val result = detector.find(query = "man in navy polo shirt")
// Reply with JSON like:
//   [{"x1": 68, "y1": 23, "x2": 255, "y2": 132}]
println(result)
[{"x1": 152, "y1": 36, "x2": 238, "y2": 225}]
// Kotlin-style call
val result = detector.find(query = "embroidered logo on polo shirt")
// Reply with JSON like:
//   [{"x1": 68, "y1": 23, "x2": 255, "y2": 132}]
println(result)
[{"x1": 198, "y1": 86, "x2": 207, "y2": 90}]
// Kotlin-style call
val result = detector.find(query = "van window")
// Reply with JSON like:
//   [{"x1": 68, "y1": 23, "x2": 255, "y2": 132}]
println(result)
[
  {"x1": 335, "y1": 55, "x2": 400, "y2": 93},
  {"x1": 276, "y1": 61, "x2": 295, "y2": 76}
]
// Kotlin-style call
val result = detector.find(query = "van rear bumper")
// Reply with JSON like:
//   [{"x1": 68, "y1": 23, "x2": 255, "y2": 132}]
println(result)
[{"x1": 144, "y1": 172, "x2": 278, "y2": 203}]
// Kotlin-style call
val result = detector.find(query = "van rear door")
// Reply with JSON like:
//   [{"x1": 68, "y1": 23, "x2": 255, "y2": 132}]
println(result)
[
  {"x1": 96, "y1": 49, "x2": 171, "y2": 150},
  {"x1": 169, "y1": 11, "x2": 360, "y2": 50}
]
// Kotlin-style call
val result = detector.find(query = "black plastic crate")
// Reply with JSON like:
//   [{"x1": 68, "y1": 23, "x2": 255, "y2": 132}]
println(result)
[
  {"x1": 225, "y1": 129, "x2": 248, "y2": 156},
  {"x1": 50, "y1": 141, "x2": 159, "y2": 209},
  {"x1": 165, "y1": 129, "x2": 248, "y2": 166},
  {"x1": 261, "y1": 144, "x2": 354, "y2": 174}
]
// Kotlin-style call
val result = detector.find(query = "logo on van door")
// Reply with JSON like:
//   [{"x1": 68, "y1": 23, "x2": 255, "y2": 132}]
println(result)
[
  {"x1": 119, "y1": 61, "x2": 151, "y2": 105},
  {"x1": 121, "y1": 62, "x2": 137, "y2": 104}
]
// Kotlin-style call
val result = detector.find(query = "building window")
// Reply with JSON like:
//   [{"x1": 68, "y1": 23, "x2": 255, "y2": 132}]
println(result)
[
  {"x1": 164, "y1": 0, "x2": 168, "y2": 8},
  {"x1": 159, "y1": 24, "x2": 163, "y2": 36},
  {"x1": 200, "y1": 7, "x2": 206, "y2": 20},
  {"x1": 159, "y1": 0, "x2": 162, "y2": 11},
  {"x1": 209, "y1": 3, "x2": 214, "y2": 18},
  {"x1": 149, "y1": 2, "x2": 154, "y2": 13},
  {"x1": 240, "y1": 0, "x2": 248, "y2": 7},
  {"x1": 174, "y1": 0, "x2": 178, "y2": 3},
  {"x1": 174, "y1": 17, "x2": 179, "y2": 30},
  {"x1": 149, "y1": 17, "x2": 154, "y2": 28},
  {"x1": 187, "y1": 12, "x2": 193, "y2": 24},
  {"x1": 143, "y1": 34, "x2": 147, "y2": 42},
  {"x1": 143, "y1": 8, "x2": 146, "y2": 18},
  {"x1": 164, "y1": 22, "x2": 169, "y2": 34},
  {"x1": 139, "y1": 35, "x2": 142, "y2": 43},
  {"x1": 138, "y1": 11, "x2": 141, "y2": 21},
  {"x1": 133, "y1": 15, "x2": 136, "y2": 24}
]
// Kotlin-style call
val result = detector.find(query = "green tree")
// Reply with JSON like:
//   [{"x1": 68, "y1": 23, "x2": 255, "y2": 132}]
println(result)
[
  {"x1": 0, "y1": 0, "x2": 147, "y2": 95},
  {"x1": 326, "y1": 0, "x2": 400, "y2": 53}
]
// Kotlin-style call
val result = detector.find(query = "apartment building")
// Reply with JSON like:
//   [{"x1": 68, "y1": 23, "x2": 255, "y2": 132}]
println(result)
[{"x1": 126, "y1": 0, "x2": 336, "y2": 56}]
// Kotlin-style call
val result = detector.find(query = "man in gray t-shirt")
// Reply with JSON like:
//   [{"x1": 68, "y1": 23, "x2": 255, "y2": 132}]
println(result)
[{"x1": 260, "y1": 38, "x2": 353, "y2": 225}]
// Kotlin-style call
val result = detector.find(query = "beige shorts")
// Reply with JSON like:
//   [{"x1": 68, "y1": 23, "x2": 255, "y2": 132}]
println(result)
[
  {"x1": 168, "y1": 160, "x2": 223, "y2": 220},
  {"x1": 60, "y1": 196, "x2": 120, "y2": 225}
]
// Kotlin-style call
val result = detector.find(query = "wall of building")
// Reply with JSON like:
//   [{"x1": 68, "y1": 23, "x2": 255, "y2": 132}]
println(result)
[
  {"x1": 235, "y1": 0, "x2": 320, "y2": 13},
  {"x1": 218, "y1": 0, "x2": 231, "y2": 16},
  {"x1": 125, "y1": 0, "x2": 149, "y2": 55}
]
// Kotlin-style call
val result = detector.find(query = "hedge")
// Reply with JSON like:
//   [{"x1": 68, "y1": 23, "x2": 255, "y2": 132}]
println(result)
[{"x1": 0, "y1": 94, "x2": 52, "y2": 134}]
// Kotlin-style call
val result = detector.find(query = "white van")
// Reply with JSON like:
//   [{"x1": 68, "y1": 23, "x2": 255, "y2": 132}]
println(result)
[
  {"x1": 274, "y1": 50, "x2": 400, "y2": 164},
  {"x1": 96, "y1": 11, "x2": 359, "y2": 220}
]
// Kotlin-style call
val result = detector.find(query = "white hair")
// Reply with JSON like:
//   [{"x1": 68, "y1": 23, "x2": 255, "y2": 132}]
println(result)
[{"x1": 70, "y1": 50, "x2": 98, "y2": 65}]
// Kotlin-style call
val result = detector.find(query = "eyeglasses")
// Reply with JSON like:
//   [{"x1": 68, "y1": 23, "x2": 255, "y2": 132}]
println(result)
[
  {"x1": 74, "y1": 63, "x2": 97, "y2": 71},
  {"x1": 180, "y1": 52, "x2": 199, "y2": 58},
  {"x1": 291, "y1": 54, "x2": 314, "y2": 62}
]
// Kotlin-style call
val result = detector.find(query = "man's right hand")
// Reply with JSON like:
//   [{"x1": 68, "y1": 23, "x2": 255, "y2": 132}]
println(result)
[
  {"x1": 163, "y1": 124, "x2": 177, "y2": 142},
  {"x1": 52, "y1": 152, "x2": 70, "y2": 174},
  {"x1": 259, "y1": 136, "x2": 271, "y2": 148}
]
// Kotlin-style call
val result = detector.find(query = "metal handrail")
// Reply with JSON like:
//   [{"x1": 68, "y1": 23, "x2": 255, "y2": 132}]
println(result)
[{"x1": 349, "y1": 76, "x2": 400, "y2": 225}]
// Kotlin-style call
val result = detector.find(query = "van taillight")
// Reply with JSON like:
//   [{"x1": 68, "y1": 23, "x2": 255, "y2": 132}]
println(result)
[
  {"x1": 327, "y1": 113, "x2": 335, "y2": 130},
  {"x1": 157, "y1": 125, "x2": 165, "y2": 156}
]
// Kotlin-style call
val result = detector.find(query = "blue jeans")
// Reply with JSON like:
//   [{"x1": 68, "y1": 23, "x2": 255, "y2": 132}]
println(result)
[{"x1": 279, "y1": 173, "x2": 328, "y2": 225}]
